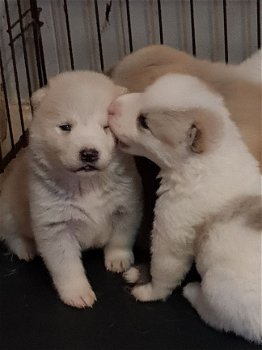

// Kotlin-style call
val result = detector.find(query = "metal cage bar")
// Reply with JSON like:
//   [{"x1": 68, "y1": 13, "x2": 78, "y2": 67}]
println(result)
[
  {"x1": 30, "y1": 0, "x2": 47, "y2": 87},
  {"x1": 223, "y1": 0, "x2": 229, "y2": 63},
  {"x1": 9, "y1": 8, "x2": 31, "y2": 29},
  {"x1": 64, "y1": 0, "x2": 75, "y2": 70},
  {"x1": 17, "y1": 0, "x2": 33, "y2": 113},
  {"x1": 0, "y1": 41, "x2": 29, "y2": 174},
  {"x1": 0, "y1": 49, "x2": 14, "y2": 152},
  {"x1": 125, "y1": 0, "x2": 133, "y2": 53},
  {"x1": 190, "y1": 0, "x2": 196, "y2": 56},
  {"x1": 4, "y1": 0, "x2": 25, "y2": 134},
  {"x1": 94, "y1": 0, "x2": 104, "y2": 71},
  {"x1": 157, "y1": 0, "x2": 163, "y2": 44},
  {"x1": 257, "y1": 0, "x2": 261, "y2": 49}
]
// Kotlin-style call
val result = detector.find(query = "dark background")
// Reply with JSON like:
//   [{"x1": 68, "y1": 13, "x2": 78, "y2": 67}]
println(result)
[{"x1": 0, "y1": 239, "x2": 260, "y2": 350}]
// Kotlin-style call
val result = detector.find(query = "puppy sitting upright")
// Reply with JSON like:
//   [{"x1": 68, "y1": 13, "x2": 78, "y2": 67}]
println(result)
[
  {"x1": 108, "y1": 74, "x2": 261, "y2": 343},
  {"x1": 0, "y1": 71, "x2": 142, "y2": 308}
]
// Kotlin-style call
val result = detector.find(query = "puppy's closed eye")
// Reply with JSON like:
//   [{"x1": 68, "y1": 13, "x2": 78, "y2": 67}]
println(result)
[{"x1": 137, "y1": 114, "x2": 149, "y2": 130}]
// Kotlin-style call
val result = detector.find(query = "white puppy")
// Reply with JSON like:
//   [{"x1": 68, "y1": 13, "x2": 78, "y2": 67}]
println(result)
[
  {"x1": 0, "y1": 71, "x2": 142, "y2": 308},
  {"x1": 108, "y1": 74, "x2": 261, "y2": 343}
]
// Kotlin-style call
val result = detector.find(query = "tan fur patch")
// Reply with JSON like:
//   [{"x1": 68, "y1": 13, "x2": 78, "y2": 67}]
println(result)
[{"x1": 195, "y1": 195, "x2": 262, "y2": 252}]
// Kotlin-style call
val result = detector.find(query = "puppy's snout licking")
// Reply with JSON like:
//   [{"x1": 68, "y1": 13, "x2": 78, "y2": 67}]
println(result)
[{"x1": 79, "y1": 148, "x2": 99, "y2": 163}]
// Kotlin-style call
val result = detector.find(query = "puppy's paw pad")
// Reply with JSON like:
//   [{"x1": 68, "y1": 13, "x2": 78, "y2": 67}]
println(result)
[
  {"x1": 183, "y1": 282, "x2": 201, "y2": 304},
  {"x1": 131, "y1": 283, "x2": 154, "y2": 302},
  {"x1": 105, "y1": 249, "x2": 134, "y2": 273},
  {"x1": 59, "y1": 281, "x2": 97, "y2": 309},
  {"x1": 123, "y1": 267, "x2": 140, "y2": 284}
]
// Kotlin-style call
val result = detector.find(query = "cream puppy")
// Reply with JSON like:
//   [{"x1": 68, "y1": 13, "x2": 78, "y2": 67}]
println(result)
[
  {"x1": 108, "y1": 74, "x2": 261, "y2": 343},
  {"x1": 111, "y1": 45, "x2": 261, "y2": 168},
  {"x1": 0, "y1": 71, "x2": 142, "y2": 308}
]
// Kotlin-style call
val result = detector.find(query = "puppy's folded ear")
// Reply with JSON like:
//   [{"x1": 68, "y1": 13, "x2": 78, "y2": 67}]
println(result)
[
  {"x1": 31, "y1": 86, "x2": 48, "y2": 112},
  {"x1": 188, "y1": 124, "x2": 202, "y2": 153},
  {"x1": 187, "y1": 109, "x2": 224, "y2": 154}
]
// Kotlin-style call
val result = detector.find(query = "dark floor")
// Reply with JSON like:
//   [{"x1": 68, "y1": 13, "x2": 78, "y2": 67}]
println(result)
[{"x1": 0, "y1": 241, "x2": 260, "y2": 350}]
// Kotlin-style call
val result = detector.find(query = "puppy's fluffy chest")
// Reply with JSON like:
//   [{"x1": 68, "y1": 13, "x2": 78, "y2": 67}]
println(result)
[
  {"x1": 65, "y1": 190, "x2": 117, "y2": 248},
  {"x1": 30, "y1": 170, "x2": 130, "y2": 248},
  {"x1": 69, "y1": 179, "x2": 124, "y2": 222}
]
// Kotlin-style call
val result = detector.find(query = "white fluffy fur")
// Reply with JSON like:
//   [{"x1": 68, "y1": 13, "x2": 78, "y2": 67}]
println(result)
[
  {"x1": 109, "y1": 74, "x2": 261, "y2": 343},
  {"x1": 0, "y1": 71, "x2": 142, "y2": 308}
]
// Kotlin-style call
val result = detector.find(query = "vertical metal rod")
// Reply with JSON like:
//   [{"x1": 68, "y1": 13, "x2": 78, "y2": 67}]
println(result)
[
  {"x1": 64, "y1": 0, "x2": 75, "y2": 70},
  {"x1": 30, "y1": 0, "x2": 42, "y2": 86},
  {"x1": 30, "y1": 0, "x2": 47, "y2": 87},
  {"x1": 223, "y1": 0, "x2": 229, "y2": 63},
  {"x1": 4, "y1": 0, "x2": 25, "y2": 134},
  {"x1": 257, "y1": 0, "x2": 261, "y2": 49},
  {"x1": 94, "y1": 0, "x2": 104, "y2": 71},
  {"x1": 189, "y1": 0, "x2": 196, "y2": 56},
  {"x1": 157, "y1": 0, "x2": 163, "y2": 44},
  {"x1": 17, "y1": 0, "x2": 33, "y2": 114},
  {"x1": 125, "y1": 0, "x2": 133, "y2": 52},
  {"x1": 0, "y1": 48, "x2": 15, "y2": 149}
]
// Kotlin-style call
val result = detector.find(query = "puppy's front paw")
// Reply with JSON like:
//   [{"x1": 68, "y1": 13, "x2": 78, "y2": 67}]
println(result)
[
  {"x1": 124, "y1": 264, "x2": 151, "y2": 285},
  {"x1": 131, "y1": 283, "x2": 170, "y2": 302},
  {"x1": 105, "y1": 248, "x2": 134, "y2": 273},
  {"x1": 58, "y1": 278, "x2": 97, "y2": 309}
]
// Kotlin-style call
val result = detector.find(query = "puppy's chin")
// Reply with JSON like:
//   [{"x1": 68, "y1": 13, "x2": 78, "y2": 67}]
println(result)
[
  {"x1": 74, "y1": 164, "x2": 99, "y2": 173},
  {"x1": 75, "y1": 169, "x2": 99, "y2": 178}
]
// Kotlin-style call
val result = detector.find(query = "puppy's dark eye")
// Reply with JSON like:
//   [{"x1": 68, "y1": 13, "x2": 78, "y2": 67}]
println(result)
[
  {"x1": 103, "y1": 125, "x2": 109, "y2": 130},
  {"x1": 138, "y1": 114, "x2": 149, "y2": 130},
  {"x1": 59, "y1": 123, "x2": 72, "y2": 131}
]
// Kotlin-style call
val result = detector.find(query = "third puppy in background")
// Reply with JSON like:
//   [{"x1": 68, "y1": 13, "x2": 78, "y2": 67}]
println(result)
[
  {"x1": 108, "y1": 74, "x2": 261, "y2": 344},
  {"x1": 111, "y1": 45, "x2": 261, "y2": 168}
]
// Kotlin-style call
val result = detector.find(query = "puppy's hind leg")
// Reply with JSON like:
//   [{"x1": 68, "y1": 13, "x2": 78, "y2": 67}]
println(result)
[{"x1": 4, "y1": 232, "x2": 36, "y2": 261}]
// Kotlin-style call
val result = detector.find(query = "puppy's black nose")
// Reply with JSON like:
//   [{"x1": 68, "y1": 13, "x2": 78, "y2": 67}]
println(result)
[{"x1": 80, "y1": 148, "x2": 99, "y2": 163}]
